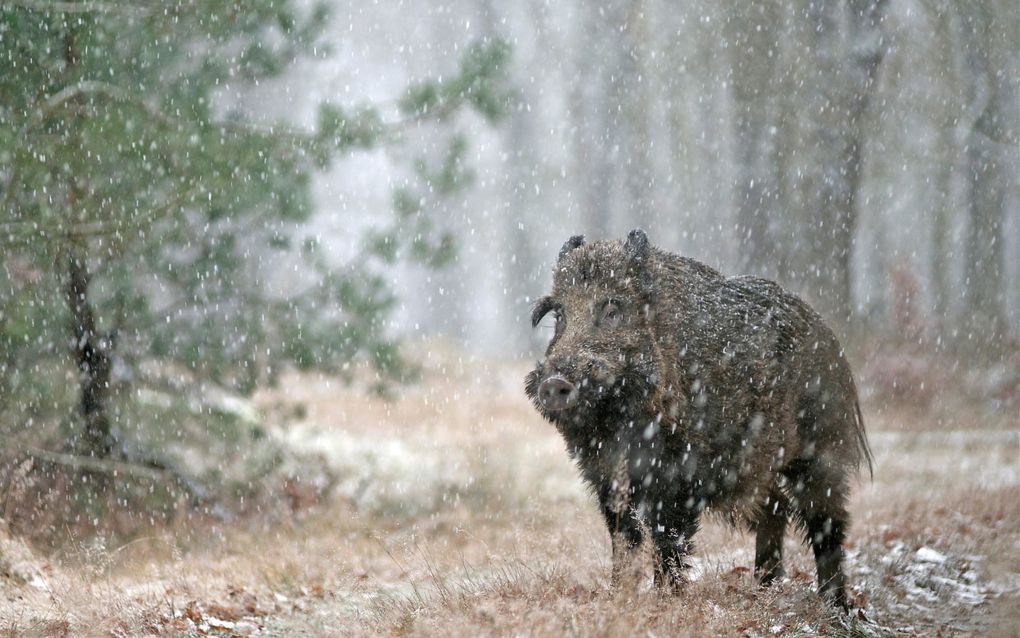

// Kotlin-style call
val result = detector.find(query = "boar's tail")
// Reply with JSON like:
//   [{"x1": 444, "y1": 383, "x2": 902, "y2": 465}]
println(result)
[{"x1": 854, "y1": 398, "x2": 874, "y2": 479}]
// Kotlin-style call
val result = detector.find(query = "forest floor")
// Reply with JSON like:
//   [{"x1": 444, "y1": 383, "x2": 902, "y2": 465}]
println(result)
[{"x1": 1, "y1": 351, "x2": 1018, "y2": 637}]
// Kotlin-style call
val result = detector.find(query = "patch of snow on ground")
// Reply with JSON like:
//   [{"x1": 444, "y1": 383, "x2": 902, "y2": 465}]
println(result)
[
  {"x1": 914, "y1": 547, "x2": 946, "y2": 564},
  {"x1": 878, "y1": 542, "x2": 990, "y2": 609},
  {"x1": 870, "y1": 431, "x2": 1020, "y2": 489},
  {"x1": 274, "y1": 425, "x2": 463, "y2": 515},
  {"x1": 0, "y1": 525, "x2": 50, "y2": 592},
  {"x1": 272, "y1": 420, "x2": 588, "y2": 516}
]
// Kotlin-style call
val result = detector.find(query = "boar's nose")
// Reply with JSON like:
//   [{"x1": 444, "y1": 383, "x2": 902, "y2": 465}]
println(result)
[{"x1": 539, "y1": 376, "x2": 578, "y2": 411}]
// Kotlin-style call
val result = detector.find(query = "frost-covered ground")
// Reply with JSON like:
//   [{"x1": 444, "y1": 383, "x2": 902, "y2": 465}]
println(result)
[{"x1": 1, "y1": 355, "x2": 1017, "y2": 637}]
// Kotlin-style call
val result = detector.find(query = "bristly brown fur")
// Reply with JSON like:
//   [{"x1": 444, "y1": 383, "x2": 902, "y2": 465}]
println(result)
[{"x1": 525, "y1": 230, "x2": 872, "y2": 611}]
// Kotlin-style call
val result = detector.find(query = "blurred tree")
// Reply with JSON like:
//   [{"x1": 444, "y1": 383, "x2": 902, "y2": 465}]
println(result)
[
  {"x1": 958, "y1": 0, "x2": 1018, "y2": 353},
  {"x1": 727, "y1": 0, "x2": 887, "y2": 328},
  {"x1": 929, "y1": 1, "x2": 967, "y2": 337},
  {"x1": 725, "y1": 3, "x2": 788, "y2": 284},
  {"x1": 0, "y1": 1, "x2": 509, "y2": 459},
  {"x1": 662, "y1": 0, "x2": 737, "y2": 264},
  {"x1": 801, "y1": 0, "x2": 888, "y2": 327},
  {"x1": 569, "y1": 1, "x2": 615, "y2": 237},
  {"x1": 617, "y1": 0, "x2": 656, "y2": 230},
  {"x1": 476, "y1": 0, "x2": 538, "y2": 351}
]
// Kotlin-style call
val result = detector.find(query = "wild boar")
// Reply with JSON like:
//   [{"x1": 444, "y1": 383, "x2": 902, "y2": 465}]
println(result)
[{"x1": 525, "y1": 229, "x2": 872, "y2": 610}]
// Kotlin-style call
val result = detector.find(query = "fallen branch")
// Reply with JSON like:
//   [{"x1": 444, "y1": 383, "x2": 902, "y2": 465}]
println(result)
[
  {"x1": 24, "y1": 446, "x2": 170, "y2": 482},
  {"x1": 22, "y1": 445, "x2": 210, "y2": 505}
]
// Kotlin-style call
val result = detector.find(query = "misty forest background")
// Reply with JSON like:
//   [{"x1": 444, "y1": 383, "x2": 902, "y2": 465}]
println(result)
[
  {"x1": 240, "y1": 0, "x2": 1020, "y2": 357},
  {"x1": 0, "y1": 0, "x2": 1017, "y2": 538}
]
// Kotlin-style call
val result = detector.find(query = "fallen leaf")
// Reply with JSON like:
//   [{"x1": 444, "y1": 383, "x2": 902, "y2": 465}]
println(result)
[
  {"x1": 206, "y1": 602, "x2": 242, "y2": 621},
  {"x1": 881, "y1": 528, "x2": 902, "y2": 544},
  {"x1": 183, "y1": 600, "x2": 203, "y2": 623},
  {"x1": 850, "y1": 588, "x2": 867, "y2": 608}
]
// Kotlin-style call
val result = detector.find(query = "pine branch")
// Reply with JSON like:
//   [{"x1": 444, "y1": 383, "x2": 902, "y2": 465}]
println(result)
[{"x1": 0, "y1": 1, "x2": 154, "y2": 16}]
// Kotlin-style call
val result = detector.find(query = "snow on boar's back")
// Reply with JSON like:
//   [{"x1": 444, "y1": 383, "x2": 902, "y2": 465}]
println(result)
[{"x1": 525, "y1": 229, "x2": 872, "y2": 611}]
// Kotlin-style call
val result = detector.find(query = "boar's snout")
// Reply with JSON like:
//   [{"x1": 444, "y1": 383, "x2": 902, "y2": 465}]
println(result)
[{"x1": 538, "y1": 376, "x2": 578, "y2": 411}]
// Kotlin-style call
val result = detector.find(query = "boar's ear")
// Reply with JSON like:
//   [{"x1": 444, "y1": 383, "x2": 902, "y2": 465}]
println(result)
[
  {"x1": 557, "y1": 235, "x2": 585, "y2": 262},
  {"x1": 623, "y1": 229, "x2": 650, "y2": 266},
  {"x1": 624, "y1": 229, "x2": 655, "y2": 297},
  {"x1": 531, "y1": 296, "x2": 557, "y2": 328}
]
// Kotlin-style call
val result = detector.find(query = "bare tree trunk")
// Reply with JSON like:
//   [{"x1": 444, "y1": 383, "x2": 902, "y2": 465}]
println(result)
[
  {"x1": 619, "y1": 0, "x2": 655, "y2": 230},
  {"x1": 478, "y1": 0, "x2": 541, "y2": 350},
  {"x1": 60, "y1": 30, "x2": 114, "y2": 459},
  {"x1": 963, "y1": 124, "x2": 1009, "y2": 344},
  {"x1": 930, "y1": 2, "x2": 966, "y2": 338},
  {"x1": 958, "y1": 1, "x2": 1016, "y2": 351},
  {"x1": 840, "y1": 0, "x2": 888, "y2": 326},
  {"x1": 66, "y1": 247, "x2": 114, "y2": 458},
  {"x1": 0, "y1": 297, "x2": 12, "y2": 415},
  {"x1": 502, "y1": 103, "x2": 540, "y2": 348},
  {"x1": 726, "y1": 4, "x2": 785, "y2": 281},
  {"x1": 793, "y1": 0, "x2": 887, "y2": 327},
  {"x1": 930, "y1": 169, "x2": 952, "y2": 332},
  {"x1": 570, "y1": 1, "x2": 615, "y2": 236}
]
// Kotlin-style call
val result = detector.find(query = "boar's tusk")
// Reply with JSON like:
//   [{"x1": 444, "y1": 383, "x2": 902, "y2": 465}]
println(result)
[{"x1": 531, "y1": 296, "x2": 557, "y2": 328}]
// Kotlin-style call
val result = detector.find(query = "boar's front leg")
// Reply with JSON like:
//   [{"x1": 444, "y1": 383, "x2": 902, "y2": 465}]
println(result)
[
  {"x1": 600, "y1": 501, "x2": 643, "y2": 586},
  {"x1": 651, "y1": 508, "x2": 699, "y2": 591}
]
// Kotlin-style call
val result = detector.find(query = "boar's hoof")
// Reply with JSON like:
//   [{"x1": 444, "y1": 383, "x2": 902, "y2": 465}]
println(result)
[{"x1": 538, "y1": 376, "x2": 578, "y2": 411}]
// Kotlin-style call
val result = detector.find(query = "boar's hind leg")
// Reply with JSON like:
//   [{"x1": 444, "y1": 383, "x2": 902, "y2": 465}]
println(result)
[
  {"x1": 784, "y1": 459, "x2": 850, "y2": 611},
  {"x1": 752, "y1": 488, "x2": 788, "y2": 586}
]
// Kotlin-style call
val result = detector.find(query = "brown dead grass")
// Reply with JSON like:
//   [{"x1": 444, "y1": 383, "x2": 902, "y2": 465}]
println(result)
[{"x1": 1, "y1": 345, "x2": 1018, "y2": 637}]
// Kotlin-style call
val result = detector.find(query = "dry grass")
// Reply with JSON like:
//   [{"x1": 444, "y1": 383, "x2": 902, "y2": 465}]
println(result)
[{"x1": 1, "y1": 346, "x2": 1017, "y2": 637}]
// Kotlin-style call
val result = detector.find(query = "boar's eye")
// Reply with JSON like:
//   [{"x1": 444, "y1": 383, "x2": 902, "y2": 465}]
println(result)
[{"x1": 598, "y1": 300, "x2": 623, "y2": 329}]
